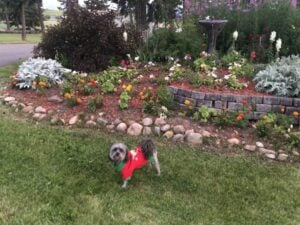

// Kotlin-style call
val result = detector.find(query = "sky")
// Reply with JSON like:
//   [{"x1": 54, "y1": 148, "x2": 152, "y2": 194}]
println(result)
[{"x1": 43, "y1": 0, "x2": 85, "y2": 10}]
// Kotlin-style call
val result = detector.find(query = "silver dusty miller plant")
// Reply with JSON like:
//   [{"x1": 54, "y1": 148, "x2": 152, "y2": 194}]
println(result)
[
  {"x1": 253, "y1": 55, "x2": 300, "y2": 97},
  {"x1": 14, "y1": 58, "x2": 71, "y2": 89}
]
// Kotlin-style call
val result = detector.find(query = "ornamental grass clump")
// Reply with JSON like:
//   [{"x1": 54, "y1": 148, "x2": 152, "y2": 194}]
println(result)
[{"x1": 253, "y1": 55, "x2": 300, "y2": 97}]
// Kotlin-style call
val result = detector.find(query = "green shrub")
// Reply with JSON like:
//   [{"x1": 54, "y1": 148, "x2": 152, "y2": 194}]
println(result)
[
  {"x1": 157, "y1": 87, "x2": 175, "y2": 110},
  {"x1": 140, "y1": 16, "x2": 204, "y2": 62},
  {"x1": 34, "y1": 9, "x2": 141, "y2": 72},
  {"x1": 253, "y1": 55, "x2": 300, "y2": 97}
]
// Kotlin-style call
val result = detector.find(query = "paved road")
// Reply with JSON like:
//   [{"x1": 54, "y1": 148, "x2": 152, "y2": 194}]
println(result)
[{"x1": 0, "y1": 44, "x2": 35, "y2": 67}]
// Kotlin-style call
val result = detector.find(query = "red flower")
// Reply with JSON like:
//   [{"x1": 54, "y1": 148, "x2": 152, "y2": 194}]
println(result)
[
  {"x1": 241, "y1": 99, "x2": 248, "y2": 105},
  {"x1": 250, "y1": 51, "x2": 256, "y2": 60}
]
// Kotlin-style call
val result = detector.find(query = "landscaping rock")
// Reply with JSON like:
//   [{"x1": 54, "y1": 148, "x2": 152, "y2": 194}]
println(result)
[
  {"x1": 173, "y1": 125, "x2": 185, "y2": 134},
  {"x1": 256, "y1": 142, "x2": 264, "y2": 148},
  {"x1": 35, "y1": 106, "x2": 47, "y2": 114},
  {"x1": 154, "y1": 126, "x2": 161, "y2": 136},
  {"x1": 127, "y1": 123, "x2": 143, "y2": 136},
  {"x1": 4, "y1": 96, "x2": 15, "y2": 103},
  {"x1": 292, "y1": 150, "x2": 300, "y2": 157},
  {"x1": 201, "y1": 130, "x2": 211, "y2": 137},
  {"x1": 86, "y1": 120, "x2": 97, "y2": 128},
  {"x1": 163, "y1": 130, "x2": 174, "y2": 139},
  {"x1": 32, "y1": 113, "x2": 42, "y2": 120},
  {"x1": 265, "y1": 153, "x2": 276, "y2": 160},
  {"x1": 98, "y1": 112, "x2": 106, "y2": 117},
  {"x1": 48, "y1": 95, "x2": 63, "y2": 103},
  {"x1": 161, "y1": 124, "x2": 171, "y2": 132},
  {"x1": 116, "y1": 123, "x2": 127, "y2": 133},
  {"x1": 50, "y1": 116, "x2": 59, "y2": 125},
  {"x1": 97, "y1": 117, "x2": 108, "y2": 126},
  {"x1": 69, "y1": 115, "x2": 79, "y2": 125},
  {"x1": 228, "y1": 138, "x2": 241, "y2": 145},
  {"x1": 277, "y1": 153, "x2": 288, "y2": 161},
  {"x1": 154, "y1": 117, "x2": 166, "y2": 126},
  {"x1": 18, "y1": 103, "x2": 25, "y2": 109},
  {"x1": 106, "y1": 124, "x2": 115, "y2": 130},
  {"x1": 142, "y1": 117, "x2": 153, "y2": 126},
  {"x1": 113, "y1": 118, "x2": 122, "y2": 126},
  {"x1": 23, "y1": 106, "x2": 34, "y2": 113},
  {"x1": 259, "y1": 148, "x2": 276, "y2": 155},
  {"x1": 185, "y1": 133, "x2": 203, "y2": 145},
  {"x1": 244, "y1": 145, "x2": 256, "y2": 152},
  {"x1": 185, "y1": 129, "x2": 194, "y2": 136},
  {"x1": 142, "y1": 127, "x2": 152, "y2": 136},
  {"x1": 172, "y1": 134, "x2": 184, "y2": 143}
]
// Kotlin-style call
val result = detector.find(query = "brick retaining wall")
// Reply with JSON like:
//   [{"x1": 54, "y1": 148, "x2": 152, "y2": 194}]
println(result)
[{"x1": 168, "y1": 86, "x2": 300, "y2": 125}]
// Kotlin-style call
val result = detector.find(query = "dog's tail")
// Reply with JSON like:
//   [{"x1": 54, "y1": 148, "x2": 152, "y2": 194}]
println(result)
[{"x1": 139, "y1": 139, "x2": 156, "y2": 159}]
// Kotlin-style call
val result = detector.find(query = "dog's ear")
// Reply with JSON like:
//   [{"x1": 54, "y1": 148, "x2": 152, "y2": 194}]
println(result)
[
  {"x1": 108, "y1": 153, "x2": 113, "y2": 161},
  {"x1": 124, "y1": 150, "x2": 129, "y2": 163}
]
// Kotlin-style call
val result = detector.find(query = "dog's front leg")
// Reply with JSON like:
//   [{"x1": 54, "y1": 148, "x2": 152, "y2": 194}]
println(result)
[
  {"x1": 121, "y1": 178, "x2": 130, "y2": 188},
  {"x1": 153, "y1": 152, "x2": 161, "y2": 176}
]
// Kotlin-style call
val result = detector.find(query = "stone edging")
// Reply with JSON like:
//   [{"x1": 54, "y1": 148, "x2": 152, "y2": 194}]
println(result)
[{"x1": 168, "y1": 86, "x2": 300, "y2": 125}]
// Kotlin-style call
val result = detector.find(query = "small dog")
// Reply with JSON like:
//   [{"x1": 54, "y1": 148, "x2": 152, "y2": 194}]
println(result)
[{"x1": 108, "y1": 139, "x2": 161, "y2": 188}]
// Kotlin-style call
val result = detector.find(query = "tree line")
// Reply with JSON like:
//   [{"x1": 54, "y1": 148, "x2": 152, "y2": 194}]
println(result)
[{"x1": 0, "y1": 0, "x2": 181, "y2": 41}]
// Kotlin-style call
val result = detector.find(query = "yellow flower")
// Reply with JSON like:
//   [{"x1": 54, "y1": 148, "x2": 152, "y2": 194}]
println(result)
[
  {"x1": 184, "y1": 100, "x2": 191, "y2": 105},
  {"x1": 126, "y1": 84, "x2": 133, "y2": 92},
  {"x1": 200, "y1": 63, "x2": 207, "y2": 70}
]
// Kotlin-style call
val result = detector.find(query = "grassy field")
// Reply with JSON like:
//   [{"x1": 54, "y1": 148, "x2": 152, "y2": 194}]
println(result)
[
  {"x1": 0, "y1": 108, "x2": 299, "y2": 225},
  {"x1": 0, "y1": 63, "x2": 300, "y2": 224},
  {"x1": 0, "y1": 62, "x2": 21, "y2": 88},
  {"x1": 44, "y1": 9, "x2": 63, "y2": 17},
  {"x1": 0, "y1": 33, "x2": 41, "y2": 44}
]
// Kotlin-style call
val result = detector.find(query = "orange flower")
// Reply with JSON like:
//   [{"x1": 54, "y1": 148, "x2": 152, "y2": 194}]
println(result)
[
  {"x1": 122, "y1": 84, "x2": 127, "y2": 89},
  {"x1": 141, "y1": 96, "x2": 145, "y2": 100},
  {"x1": 78, "y1": 79, "x2": 85, "y2": 84},
  {"x1": 293, "y1": 111, "x2": 299, "y2": 117},
  {"x1": 148, "y1": 87, "x2": 153, "y2": 90},
  {"x1": 236, "y1": 113, "x2": 244, "y2": 121},
  {"x1": 64, "y1": 93, "x2": 71, "y2": 99},
  {"x1": 76, "y1": 98, "x2": 82, "y2": 104},
  {"x1": 38, "y1": 81, "x2": 46, "y2": 87},
  {"x1": 139, "y1": 91, "x2": 144, "y2": 96},
  {"x1": 188, "y1": 105, "x2": 193, "y2": 110}
]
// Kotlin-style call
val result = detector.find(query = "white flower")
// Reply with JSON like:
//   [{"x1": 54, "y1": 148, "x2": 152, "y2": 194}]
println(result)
[
  {"x1": 164, "y1": 76, "x2": 170, "y2": 81},
  {"x1": 161, "y1": 106, "x2": 168, "y2": 113},
  {"x1": 168, "y1": 56, "x2": 174, "y2": 61},
  {"x1": 80, "y1": 73, "x2": 88, "y2": 77},
  {"x1": 123, "y1": 31, "x2": 128, "y2": 42},
  {"x1": 72, "y1": 71, "x2": 78, "y2": 75},
  {"x1": 169, "y1": 72, "x2": 173, "y2": 77},
  {"x1": 134, "y1": 56, "x2": 139, "y2": 61},
  {"x1": 159, "y1": 112, "x2": 167, "y2": 119},
  {"x1": 233, "y1": 30, "x2": 238, "y2": 41},
  {"x1": 176, "y1": 28, "x2": 182, "y2": 33},
  {"x1": 169, "y1": 66, "x2": 175, "y2": 72},
  {"x1": 224, "y1": 75, "x2": 231, "y2": 80},
  {"x1": 126, "y1": 54, "x2": 131, "y2": 59},
  {"x1": 243, "y1": 83, "x2": 248, "y2": 88},
  {"x1": 287, "y1": 128, "x2": 291, "y2": 133},
  {"x1": 205, "y1": 16, "x2": 211, "y2": 20},
  {"x1": 270, "y1": 31, "x2": 276, "y2": 43},
  {"x1": 138, "y1": 75, "x2": 143, "y2": 79},
  {"x1": 211, "y1": 73, "x2": 217, "y2": 78},
  {"x1": 276, "y1": 38, "x2": 282, "y2": 52},
  {"x1": 212, "y1": 67, "x2": 217, "y2": 71},
  {"x1": 290, "y1": 124, "x2": 293, "y2": 129},
  {"x1": 176, "y1": 63, "x2": 181, "y2": 67},
  {"x1": 149, "y1": 74, "x2": 155, "y2": 79}
]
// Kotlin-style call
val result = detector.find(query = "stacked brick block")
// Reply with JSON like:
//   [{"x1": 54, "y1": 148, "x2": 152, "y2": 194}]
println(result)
[{"x1": 168, "y1": 86, "x2": 300, "y2": 125}]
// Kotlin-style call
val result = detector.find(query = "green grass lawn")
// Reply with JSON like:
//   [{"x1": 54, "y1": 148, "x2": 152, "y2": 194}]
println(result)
[
  {"x1": 0, "y1": 109, "x2": 299, "y2": 225},
  {"x1": 0, "y1": 33, "x2": 41, "y2": 44},
  {"x1": 0, "y1": 62, "x2": 21, "y2": 88}
]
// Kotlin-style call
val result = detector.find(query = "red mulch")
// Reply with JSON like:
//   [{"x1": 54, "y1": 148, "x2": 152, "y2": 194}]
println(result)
[{"x1": 2, "y1": 67, "x2": 269, "y2": 122}]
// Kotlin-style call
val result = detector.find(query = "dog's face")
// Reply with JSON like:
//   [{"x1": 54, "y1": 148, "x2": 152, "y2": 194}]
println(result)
[{"x1": 108, "y1": 143, "x2": 128, "y2": 164}]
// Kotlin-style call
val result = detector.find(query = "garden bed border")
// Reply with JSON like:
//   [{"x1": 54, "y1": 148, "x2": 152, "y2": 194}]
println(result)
[{"x1": 168, "y1": 86, "x2": 300, "y2": 125}]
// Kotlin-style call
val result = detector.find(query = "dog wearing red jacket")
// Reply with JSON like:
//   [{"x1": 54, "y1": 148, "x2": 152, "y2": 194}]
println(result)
[{"x1": 109, "y1": 139, "x2": 161, "y2": 188}]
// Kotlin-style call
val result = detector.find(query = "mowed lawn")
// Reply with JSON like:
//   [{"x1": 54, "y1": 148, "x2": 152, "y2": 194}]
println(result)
[
  {"x1": 0, "y1": 109, "x2": 299, "y2": 225},
  {"x1": 0, "y1": 33, "x2": 41, "y2": 44}
]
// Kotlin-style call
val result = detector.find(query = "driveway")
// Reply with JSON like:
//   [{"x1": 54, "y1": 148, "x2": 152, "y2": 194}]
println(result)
[{"x1": 0, "y1": 44, "x2": 35, "y2": 67}]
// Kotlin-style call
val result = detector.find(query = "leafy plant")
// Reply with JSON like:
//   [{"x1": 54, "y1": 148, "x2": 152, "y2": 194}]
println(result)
[
  {"x1": 225, "y1": 75, "x2": 244, "y2": 90},
  {"x1": 193, "y1": 106, "x2": 217, "y2": 123},
  {"x1": 253, "y1": 55, "x2": 300, "y2": 97},
  {"x1": 119, "y1": 91, "x2": 131, "y2": 110},
  {"x1": 87, "y1": 95, "x2": 103, "y2": 113},
  {"x1": 157, "y1": 87, "x2": 175, "y2": 110},
  {"x1": 14, "y1": 58, "x2": 70, "y2": 89}
]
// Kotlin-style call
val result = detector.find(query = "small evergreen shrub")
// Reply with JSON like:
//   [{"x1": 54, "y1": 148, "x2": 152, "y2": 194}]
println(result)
[
  {"x1": 34, "y1": 9, "x2": 141, "y2": 72},
  {"x1": 253, "y1": 55, "x2": 300, "y2": 97}
]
